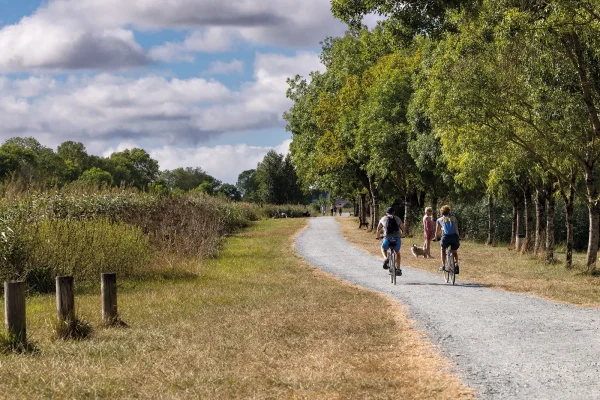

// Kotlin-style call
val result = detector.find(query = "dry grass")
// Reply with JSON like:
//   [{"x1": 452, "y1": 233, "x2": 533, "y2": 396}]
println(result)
[
  {"x1": 339, "y1": 217, "x2": 600, "y2": 306},
  {"x1": 0, "y1": 218, "x2": 473, "y2": 399}
]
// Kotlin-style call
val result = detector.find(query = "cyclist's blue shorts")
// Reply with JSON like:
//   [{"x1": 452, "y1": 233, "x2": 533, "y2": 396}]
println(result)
[
  {"x1": 440, "y1": 234, "x2": 460, "y2": 250},
  {"x1": 382, "y1": 237, "x2": 401, "y2": 252}
]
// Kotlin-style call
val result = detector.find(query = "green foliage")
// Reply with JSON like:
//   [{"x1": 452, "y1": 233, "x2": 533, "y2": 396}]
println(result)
[
  {"x1": 160, "y1": 167, "x2": 214, "y2": 192},
  {"x1": 79, "y1": 167, "x2": 114, "y2": 187},
  {"x1": 108, "y1": 148, "x2": 160, "y2": 189},
  {"x1": 0, "y1": 186, "x2": 262, "y2": 293},
  {"x1": 236, "y1": 169, "x2": 259, "y2": 201},
  {"x1": 254, "y1": 151, "x2": 306, "y2": 205},
  {"x1": 25, "y1": 218, "x2": 151, "y2": 290}
]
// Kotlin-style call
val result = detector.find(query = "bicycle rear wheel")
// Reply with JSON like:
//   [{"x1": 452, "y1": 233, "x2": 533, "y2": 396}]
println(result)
[
  {"x1": 444, "y1": 252, "x2": 451, "y2": 284},
  {"x1": 390, "y1": 252, "x2": 396, "y2": 284},
  {"x1": 445, "y1": 252, "x2": 456, "y2": 285}
]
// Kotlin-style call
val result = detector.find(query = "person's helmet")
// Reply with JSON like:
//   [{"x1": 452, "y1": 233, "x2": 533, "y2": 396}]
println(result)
[{"x1": 386, "y1": 207, "x2": 394, "y2": 214}]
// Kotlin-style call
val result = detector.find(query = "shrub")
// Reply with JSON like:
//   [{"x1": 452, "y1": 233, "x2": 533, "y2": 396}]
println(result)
[
  {"x1": 247, "y1": 204, "x2": 313, "y2": 219},
  {"x1": 0, "y1": 187, "x2": 262, "y2": 292},
  {"x1": 0, "y1": 218, "x2": 151, "y2": 292}
]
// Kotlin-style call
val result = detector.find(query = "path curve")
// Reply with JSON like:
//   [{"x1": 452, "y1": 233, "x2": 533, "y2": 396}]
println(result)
[{"x1": 295, "y1": 217, "x2": 600, "y2": 400}]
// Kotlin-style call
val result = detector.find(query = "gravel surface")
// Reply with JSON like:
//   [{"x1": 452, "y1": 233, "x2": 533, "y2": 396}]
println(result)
[{"x1": 296, "y1": 217, "x2": 600, "y2": 400}]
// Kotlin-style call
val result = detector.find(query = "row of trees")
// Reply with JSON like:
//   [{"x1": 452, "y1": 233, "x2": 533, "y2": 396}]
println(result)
[
  {"x1": 285, "y1": 0, "x2": 600, "y2": 271},
  {"x1": 0, "y1": 137, "x2": 306, "y2": 205},
  {"x1": 235, "y1": 151, "x2": 307, "y2": 205}
]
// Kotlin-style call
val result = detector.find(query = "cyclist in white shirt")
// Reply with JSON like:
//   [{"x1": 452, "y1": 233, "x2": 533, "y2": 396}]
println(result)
[{"x1": 375, "y1": 207, "x2": 405, "y2": 273}]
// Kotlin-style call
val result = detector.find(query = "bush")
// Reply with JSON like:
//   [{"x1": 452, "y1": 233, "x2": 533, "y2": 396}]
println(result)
[
  {"x1": 5, "y1": 218, "x2": 151, "y2": 292},
  {"x1": 247, "y1": 204, "x2": 313, "y2": 219},
  {"x1": 0, "y1": 186, "x2": 267, "y2": 292}
]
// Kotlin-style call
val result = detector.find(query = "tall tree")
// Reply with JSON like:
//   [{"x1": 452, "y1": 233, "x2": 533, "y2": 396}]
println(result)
[
  {"x1": 57, "y1": 141, "x2": 90, "y2": 182},
  {"x1": 108, "y1": 148, "x2": 159, "y2": 189},
  {"x1": 255, "y1": 151, "x2": 305, "y2": 205}
]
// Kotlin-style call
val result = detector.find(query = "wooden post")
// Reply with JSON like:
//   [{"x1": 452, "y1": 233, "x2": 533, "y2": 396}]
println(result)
[
  {"x1": 56, "y1": 276, "x2": 75, "y2": 322},
  {"x1": 4, "y1": 281, "x2": 26, "y2": 343},
  {"x1": 101, "y1": 273, "x2": 117, "y2": 322}
]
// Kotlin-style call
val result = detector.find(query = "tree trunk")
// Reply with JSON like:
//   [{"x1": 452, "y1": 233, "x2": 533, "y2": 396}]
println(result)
[
  {"x1": 516, "y1": 198, "x2": 524, "y2": 251},
  {"x1": 418, "y1": 191, "x2": 426, "y2": 208},
  {"x1": 359, "y1": 193, "x2": 367, "y2": 228},
  {"x1": 586, "y1": 202, "x2": 600, "y2": 272},
  {"x1": 534, "y1": 188, "x2": 547, "y2": 257},
  {"x1": 404, "y1": 196, "x2": 411, "y2": 237},
  {"x1": 369, "y1": 179, "x2": 379, "y2": 232},
  {"x1": 564, "y1": 187, "x2": 575, "y2": 268},
  {"x1": 546, "y1": 193, "x2": 556, "y2": 264},
  {"x1": 523, "y1": 188, "x2": 534, "y2": 253},
  {"x1": 431, "y1": 197, "x2": 438, "y2": 220},
  {"x1": 510, "y1": 198, "x2": 518, "y2": 249},
  {"x1": 585, "y1": 168, "x2": 599, "y2": 272},
  {"x1": 487, "y1": 194, "x2": 494, "y2": 246}
]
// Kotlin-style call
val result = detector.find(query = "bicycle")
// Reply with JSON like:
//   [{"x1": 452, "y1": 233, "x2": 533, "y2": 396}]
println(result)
[
  {"x1": 376, "y1": 237, "x2": 402, "y2": 285},
  {"x1": 388, "y1": 240, "x2": 402, "y2": 285},
  {"x1": 443, "y1": 246, "x2": 456, "y2": 285}
]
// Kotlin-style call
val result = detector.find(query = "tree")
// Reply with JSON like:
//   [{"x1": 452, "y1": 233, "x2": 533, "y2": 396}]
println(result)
[
  {"x1": 195, "y1": 179, "x2": 221, "y2": 195},
  {"x1": 425, "y1": 0, "x2": 600, "y2": 270},
  {"x1": 0, "y1": 137, "x2": 65, "y2": 184},
  {"x1": 254, "y1": 151, "x2": 305, "y2": 205},
  {"x1": 78, "y1": 167, "x2": 114, "y2": 187},
  {"x1": 160, "y1": 167, "x2": 213, "y2": 192},
  {"x1": 57, "y1": 141, "x2": 90, "y2": 182},
  {"x1": 236, "y1": 169, "x2": 259, "y2": 202},
  {"x1": 215, "y1": 183, "x2": 242, "y2": 201},
  {"x1": 331, "y1": 0, "x2": 479, "y2": 39},
  {"x1": 108, "y1": 148, "x2": 159, "y2": 189}
]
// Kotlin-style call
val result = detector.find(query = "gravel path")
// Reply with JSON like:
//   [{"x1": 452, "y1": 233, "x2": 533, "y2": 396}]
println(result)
[{"x1": 295, "y1": 217, "x2": 600, "y2": 400}]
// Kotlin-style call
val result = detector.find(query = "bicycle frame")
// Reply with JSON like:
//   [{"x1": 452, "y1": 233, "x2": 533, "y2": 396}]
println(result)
[
  {"x1": 388, "y1": 240, "x2": 399, "y2": 285},
  {"x1": 444, "y1": 247, "x2": 456, "y2": 285}
]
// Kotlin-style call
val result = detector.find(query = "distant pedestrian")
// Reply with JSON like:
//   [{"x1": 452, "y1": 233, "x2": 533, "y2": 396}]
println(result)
[
  {"x1": 423, "y1": 207, "x2": 435, "y2": 258},
  {"x1": 321, "y1": 204, "x2": 326, "y2": 216},
  {"x1": 338, "y1": 206, "x2": 342, "y2": 216},
  {"x1": 331, "y1": 205, "x2": 334, "y2": 216}
]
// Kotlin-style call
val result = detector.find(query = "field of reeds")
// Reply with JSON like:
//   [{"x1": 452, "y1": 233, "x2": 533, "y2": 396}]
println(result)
[{"x1": 0, "y1": 184, "x2": 313, "y2": 293}]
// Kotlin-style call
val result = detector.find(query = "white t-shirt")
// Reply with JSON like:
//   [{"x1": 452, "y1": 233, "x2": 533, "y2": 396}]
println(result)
[{"x1": 379, "y1": 215, "x2": 402, "y2": 238}]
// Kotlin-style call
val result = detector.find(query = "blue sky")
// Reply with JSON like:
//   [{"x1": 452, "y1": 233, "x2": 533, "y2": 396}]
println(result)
[{"x1": 0, "y1": 0, "x2": 350, "y2": 183}]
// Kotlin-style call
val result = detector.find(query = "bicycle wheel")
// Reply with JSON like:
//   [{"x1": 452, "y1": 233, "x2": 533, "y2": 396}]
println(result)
[
  {"x1": 445, "y1": 252, "x2": 456, "y2": 285},
  {"x1": 449, "y1": 257, "x2": 456, "y2": 285},
  {"x1": 443, "y1": 252, "x2": 451, "y2": 283},
  {"x1": 390, "y1": 252, "x2": 396, "y2": 284}
]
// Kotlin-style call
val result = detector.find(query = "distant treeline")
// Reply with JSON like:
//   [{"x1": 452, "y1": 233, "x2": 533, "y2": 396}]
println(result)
[{"x1": 0, "y1": 137, "x2": 308, "y2": 205}]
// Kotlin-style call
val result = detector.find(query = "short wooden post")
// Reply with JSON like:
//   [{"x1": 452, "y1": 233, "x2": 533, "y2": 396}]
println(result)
[
  {"x1": 101, "y1": 273, "x2": 117, "y2": 322},
  {"x1": 56, "y1": 276, "x2": 75, "y2": 322},
  {"x1": 4, "y1": 281, "x2": 26, "y2": 343}
]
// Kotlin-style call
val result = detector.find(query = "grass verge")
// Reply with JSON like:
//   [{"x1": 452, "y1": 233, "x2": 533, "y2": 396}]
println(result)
[
  {"x1": 0, "y1": 218, "x2": 473, "y2": 399},
  {"x1": 339, "y1": 217, "x2": 600, "y2": 306}
]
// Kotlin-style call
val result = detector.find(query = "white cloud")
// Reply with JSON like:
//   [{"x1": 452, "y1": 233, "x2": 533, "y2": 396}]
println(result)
[
  {"x1": 0, "y1": 15, "x2": 149, "y2": 72},
  {"x1": 205, "y1": 59, "x2": 244, "y2": 75},
  {"x1": 150, "y1": 139, "x2": 292, "y2": 184},
  {"x1": 0, "y1": 52, "x2": 323, "y2": 151},
  {"x1": 0, "y1": 0, "x2": 345, "y2": 71},
  {"x1": 149, "y1": 28, "x2": 238, "y2": 62}
]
